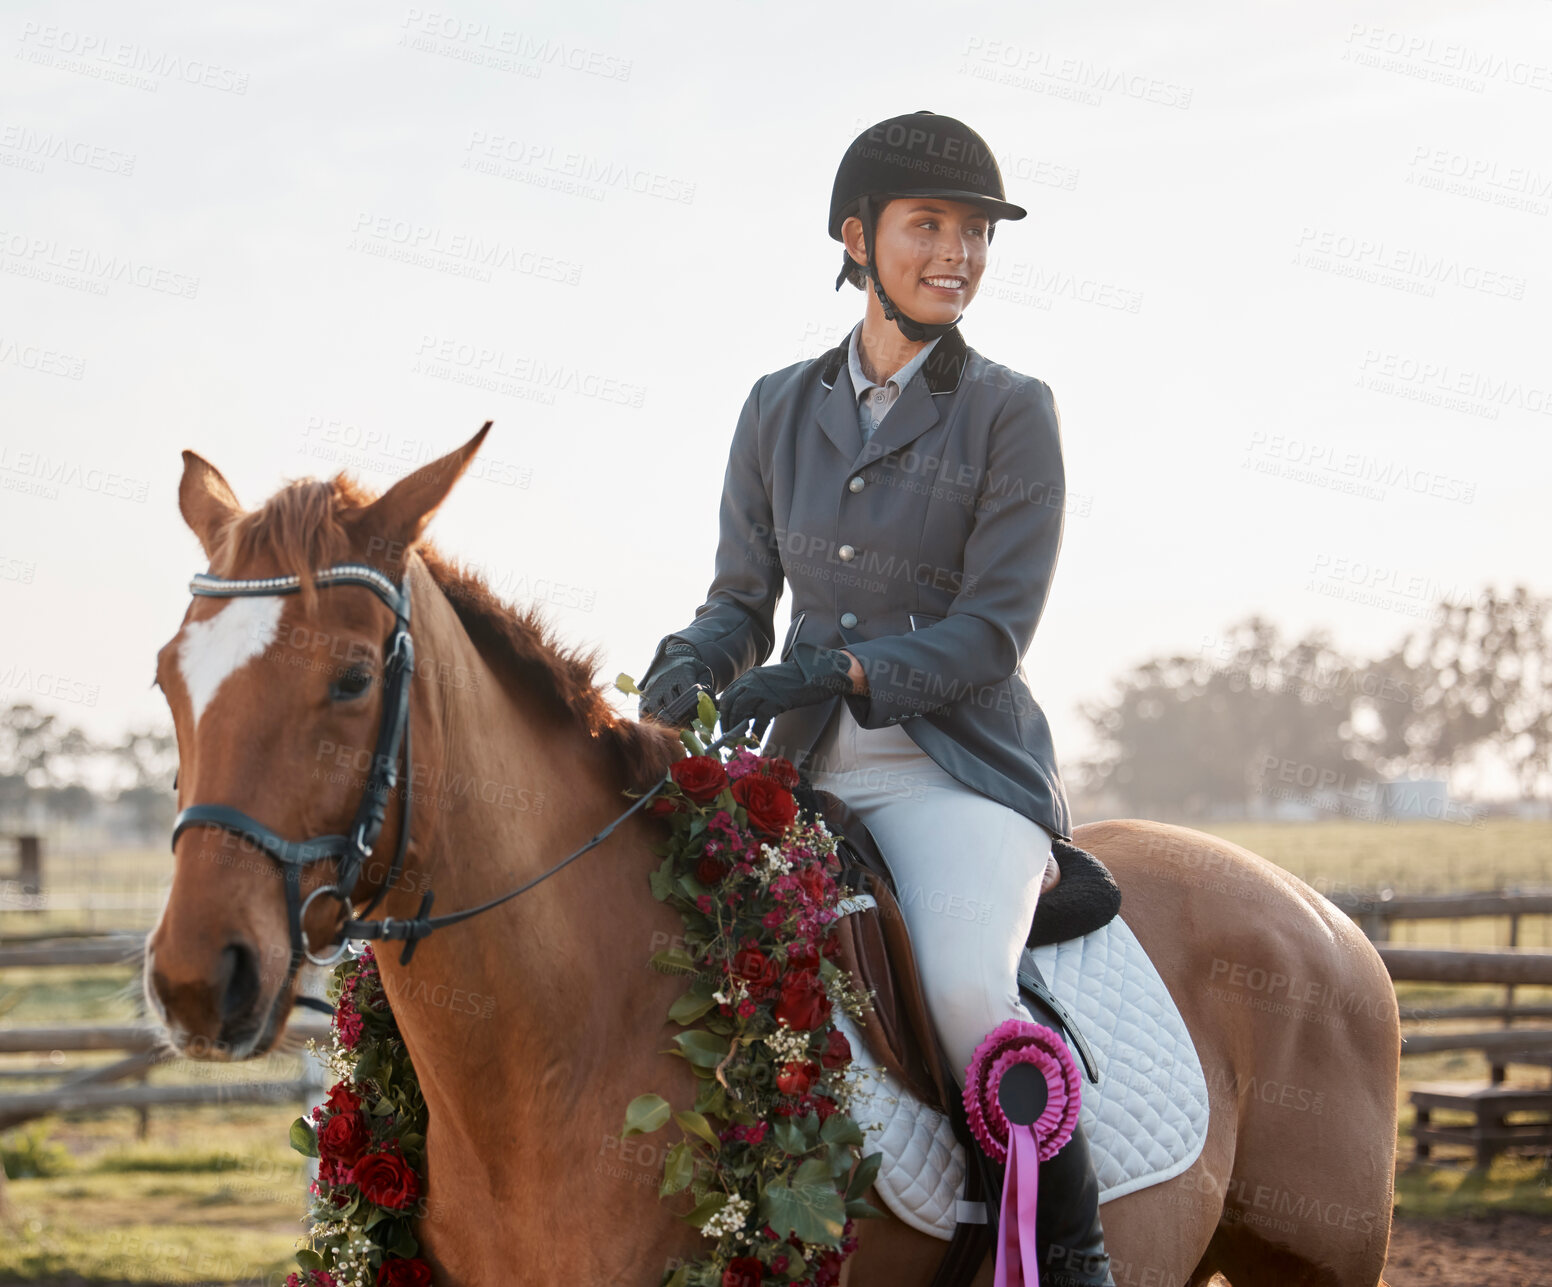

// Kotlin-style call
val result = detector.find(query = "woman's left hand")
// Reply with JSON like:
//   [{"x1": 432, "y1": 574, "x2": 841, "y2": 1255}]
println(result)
[{"x1": 718, "y1": 643, "x2": 858, "y2": 738}]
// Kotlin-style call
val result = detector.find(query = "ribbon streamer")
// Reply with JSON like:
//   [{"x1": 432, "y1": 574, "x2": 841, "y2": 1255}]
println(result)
[{"x1": 963, "y1": 1019, "x2": 1083, "y2": 1287}]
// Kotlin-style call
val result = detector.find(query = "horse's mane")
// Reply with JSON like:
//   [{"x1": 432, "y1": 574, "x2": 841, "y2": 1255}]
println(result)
[{"x1": 212, "y1": 473, "x2": 684, "y2": 792}]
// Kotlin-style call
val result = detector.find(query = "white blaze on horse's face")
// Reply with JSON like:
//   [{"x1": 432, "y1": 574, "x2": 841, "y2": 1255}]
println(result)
[{"x1": 177, "y1": 596, "x2": 285, "y2": 727}]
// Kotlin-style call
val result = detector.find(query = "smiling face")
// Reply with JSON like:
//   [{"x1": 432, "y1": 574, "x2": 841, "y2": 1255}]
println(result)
[{"x1": 841, "y1": 196, "x2": 992, "y2": 325}]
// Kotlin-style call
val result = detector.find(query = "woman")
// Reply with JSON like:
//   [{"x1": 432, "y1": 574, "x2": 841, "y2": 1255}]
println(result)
[{"x1": 639, "y1": 111, "x2": 1112, "y2": 1286}]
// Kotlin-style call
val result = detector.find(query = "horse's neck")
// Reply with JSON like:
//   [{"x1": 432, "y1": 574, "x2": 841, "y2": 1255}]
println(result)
[{"x1": 370, "y1": 564, "x2": 688, "y2": 1210}]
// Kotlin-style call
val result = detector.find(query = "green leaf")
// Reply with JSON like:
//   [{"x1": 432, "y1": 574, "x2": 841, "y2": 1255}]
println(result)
[
  {"x1": 696, "y1": 690, "x2": 719, "y2": 731},
  {"x1": 793, "y1": 1157, "x2": 833, "y2": 1189},
  {"x1": 388, "y1": 1219, "x2": 419, "y2": 1257},
  {"x1": 671, "y1": 1030, "x2": 731, "y2": 1069},
  {"x1": 845, "y1": 1150, "x2": 882, "y2": 1201},
  {"x1": 820, "y1": 1114, "x2": 865, "y2": 1147},
  {"x1": 295, "y1": 1248, "x2": 326, "y2": 1272},
  {"x1": 289, "y1": 1117, "x2": 318, "y2": 1159},
  {"x1": 650, "y1": 949, "x2": 700, "y2": 977},
  {"x1": 760, "y1": 1177, "x2": 847, "y2": 1246},
  {"x1": 673, "y1": 1110, "x2": 721, "y2": 1151},
  {"x1": 680, "y1": 728, "x2": 705, "y2": 756},
  {"x1": 683, "y1": 1191, "x2": 729, "y2": 1229},
  {"x1": 773, "y1": 1120, "x2": 808, "y2": 1156},
  {"x1": 663, "y1": 1268, "x2": 689, "y2": 1287},
  {"x1": 660, "y1": 1141, "x2": 696, "y2": 1196},
  {"x1": 846, "y1": 1196, "x2": 886, "y2": 1220},
  {"x1": 617, "y1": 672, "x2": 643, "y2": 696},
  {"x1": 667, "y1": 991, "x2": 717, "y2": 1025},
  {"x1": 622, "y1": 1093, "x2": 672, "y2": 1137}
]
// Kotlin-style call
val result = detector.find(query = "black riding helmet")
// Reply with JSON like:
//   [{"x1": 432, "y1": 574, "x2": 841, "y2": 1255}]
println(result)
[{"x1": 830, "y1": 110, "x2": 1026, "y2": 342}]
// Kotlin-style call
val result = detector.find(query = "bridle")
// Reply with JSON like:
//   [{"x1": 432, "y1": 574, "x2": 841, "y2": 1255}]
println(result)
[{"x1": 169, "y1": 560, "x2": 739, "y2": 999}]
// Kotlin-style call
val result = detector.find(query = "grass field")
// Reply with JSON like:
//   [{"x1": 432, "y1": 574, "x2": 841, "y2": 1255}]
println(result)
[{"x1": 1, "y1": 821, "x2": 1549, "y2": 1281}]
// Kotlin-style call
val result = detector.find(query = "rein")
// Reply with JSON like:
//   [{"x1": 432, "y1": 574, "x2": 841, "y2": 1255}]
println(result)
[{"x1": 170, "y1": 561, "x2": 740, "y2": 986}]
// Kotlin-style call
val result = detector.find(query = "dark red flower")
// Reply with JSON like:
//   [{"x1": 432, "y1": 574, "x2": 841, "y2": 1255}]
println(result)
[
  {"x1": 324, "y1": 1081, "x2": 361, "y2": 1116},
  {"x1": 671, "y1": 756, "x2": 729, "y2": 803},
  {"x1": 786, "y1": 939, "x2": 818, "y2": 971},
  {"x1": 731, "y1": 774, "x2": 797, "y2": 837},
  {"x1": 317, "y1": 1110, "x2": 371, "y2": 1165},
  {"x1": 821, "y1": 930, "x2": 842, "y2": 961},
  {"x1": 732, "y1": 944, "x2": 779, "y2": 995},
  {"x1": 697, "y1": 855, "x2": 730, "y2": 885},
  {"x1": 760, "y1": 756, "x2": 800, "y2": 789},
  {"x1": 646, "y1": 796, "x2": 684, "y2": 818},
  {"x1": 377, "y1": 1258, "x2": 433, "y2": 1286},
  {"x1": 797, "y1": 864, "x2": 830, "y2": 907},
  {"x1": 811, "y1": 1093, "x2": 839, "y2": 1122},
  {"x1": 774, "y1": 968, "x2": 831, "y2": 1031},
  {"x1": 353, "y1": 1150, "x2": 420, "y2": 1211},
  {"x1": 723, "y1": 1257, "x2": 765, "y2": 1287},
  {"x1": 776, "y1": 1060, "x2": 820, "y2": 1095},
  {"x1": 821, "y1": 1028, "x2": 852, "y2": 1070}
]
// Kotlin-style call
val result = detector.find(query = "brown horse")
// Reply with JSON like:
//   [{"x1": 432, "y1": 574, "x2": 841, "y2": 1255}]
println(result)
[{"x1": 145, "y1": 429, "x2": 1399, "y2": 1286}]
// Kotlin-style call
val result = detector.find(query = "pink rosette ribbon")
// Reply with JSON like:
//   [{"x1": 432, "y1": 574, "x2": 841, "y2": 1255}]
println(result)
[{"x1": 963, "y1": 1019, "x2": 1083, "y2": 1287}]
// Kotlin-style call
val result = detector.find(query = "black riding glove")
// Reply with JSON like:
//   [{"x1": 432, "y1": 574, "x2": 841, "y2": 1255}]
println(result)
[
  {"x1": 717, "y1": 643, "x2": 856, "y2": 739},
  {"x1": 638, "y1": 640, "x2": 716, "y2": 728}
]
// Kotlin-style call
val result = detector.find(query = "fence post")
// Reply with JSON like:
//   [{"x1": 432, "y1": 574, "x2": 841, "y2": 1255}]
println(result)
[{"x1": 17, "y1": 835, "x2": 41, "y2": 896}]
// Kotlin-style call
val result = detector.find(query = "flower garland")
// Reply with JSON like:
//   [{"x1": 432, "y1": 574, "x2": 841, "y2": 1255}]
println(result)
[
  {"x1": 283, "y1": 692, "x2": 883, "y2": 1287},
  {"x1": 287, "y1": 945, "x2": 435, "y2": 1287},
  {"x1": 620, "y1": 693, "x2": 882, "y2": 1287}
]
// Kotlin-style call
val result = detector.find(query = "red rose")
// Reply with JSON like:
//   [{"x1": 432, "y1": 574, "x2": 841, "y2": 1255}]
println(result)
[
  {"x1": 732, "y1": 944, "x2": 779, "y2": 994},
  {"x1": 731, "y1": 775, "x2": 798, "y2": 837},
  {"x1": 317, "y1": 1110, "x2": 371, "y2": 1165},
  {"x1": 697, "y1": 855, "x2": 730, "y2": 885},
  {"x1": 723, "y1": 1258, "x2": 764, "y2": 1287},
  {"x1": 776, "y1": 1060, "x2": 820, "y2": 1095},
  {"x1": 797, "y1": 864, "x2": 829, "y2": 907},
  {"x1": 671, "y1": 755, "x2": 729, "y2": 804},
  {"x1": 774, "y1": 968, "x2": 831, "y2": 1031},
  {"x1": 811, "y1": 1093, "x2": 839, "y2": 1122},
  {"x1": 646, "y1": 796, "x2": 684, "y2": 818},
  {"x1": 821, "y1": 1028, "x2": 852, "y2": 1070},
  {"x1": 760, "y1": 756, "x2": 800, "y2": 789},
  {"x1": 324, "y1": 1082, "x2": 361, "y2": 1116},
  {"x1": 377, "y1": 1258, "x2": 433, "y2": 1287},
  {"x1": 353, "y1": 1150, "x2": 420, "y2": 1211},
  {"x1": 821, "y1": 930, "x2": 841, "y2": 961}
]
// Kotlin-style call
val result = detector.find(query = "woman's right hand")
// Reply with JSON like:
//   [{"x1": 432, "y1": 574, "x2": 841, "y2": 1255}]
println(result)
[{"x1": 638, "y1": 640, "x2": 716, "y2": 727}]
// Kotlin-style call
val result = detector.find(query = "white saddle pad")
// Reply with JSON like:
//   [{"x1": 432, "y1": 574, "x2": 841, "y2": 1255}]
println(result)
[{"x1": 836, "y1": 913, "x2": 1210, "y2": 1240}]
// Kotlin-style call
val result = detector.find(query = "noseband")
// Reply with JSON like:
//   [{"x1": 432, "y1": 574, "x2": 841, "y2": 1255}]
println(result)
[{"x1": 170, "y1": 560, "x2": 741, "y2": 995}]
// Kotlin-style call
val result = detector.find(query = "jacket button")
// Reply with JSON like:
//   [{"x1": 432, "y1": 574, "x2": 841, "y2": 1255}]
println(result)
[
  {"x1": 840, "y1": 612, "x2": 858, "y2": 629},
  {"x1": 838, "y1": 544, "x2": 855, "y2": 562},
  {"x1": 848, "y1": 475, "x2": 865, "y2": 493}
]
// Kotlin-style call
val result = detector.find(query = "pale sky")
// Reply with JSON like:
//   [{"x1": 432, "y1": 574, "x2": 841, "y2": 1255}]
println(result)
[{"x1": 1, "y1": 1, "x2": 1547, "y2": 792}]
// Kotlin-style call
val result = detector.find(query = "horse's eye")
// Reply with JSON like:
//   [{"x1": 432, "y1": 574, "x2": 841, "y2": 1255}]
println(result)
[{"x1": 331, "y1": 666, "x2": 373, "y2": 700}]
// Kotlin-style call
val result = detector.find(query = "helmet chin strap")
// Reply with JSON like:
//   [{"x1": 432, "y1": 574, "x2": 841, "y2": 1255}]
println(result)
[{"x1": 857, "y1": 193, "x2": 962, "y2": 344}]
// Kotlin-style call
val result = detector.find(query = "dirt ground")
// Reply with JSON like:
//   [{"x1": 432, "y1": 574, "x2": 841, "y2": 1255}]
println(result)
[{"x1": 1381, "y1": 1213, "x2": 1552, "y2": 1286}]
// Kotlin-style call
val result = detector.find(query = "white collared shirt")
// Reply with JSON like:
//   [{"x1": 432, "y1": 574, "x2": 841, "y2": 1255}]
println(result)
[{"x1": 846, "y1": 322, "x2": 942, "y2": 441}]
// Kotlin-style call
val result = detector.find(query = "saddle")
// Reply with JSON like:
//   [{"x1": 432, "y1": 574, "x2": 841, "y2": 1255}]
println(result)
[
  {"x1": 807, "y1": 783, "x2": 1122, "y2": 1115},
  {"x1": 798, "y1": 780, "x2": 1122, "y2": 1286}
]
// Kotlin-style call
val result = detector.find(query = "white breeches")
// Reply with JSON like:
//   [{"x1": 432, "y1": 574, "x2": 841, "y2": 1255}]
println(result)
[{"x1": 803, "y1": 701, "x2": 1056, "y2": 1084}]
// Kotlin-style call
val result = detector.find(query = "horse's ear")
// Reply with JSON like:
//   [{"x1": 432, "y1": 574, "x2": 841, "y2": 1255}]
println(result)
[
  {"x1": 355, "y1": 422, "x2": 492, "y2": 568},
  {"x1": 179, "y1": 451, "x2": 242, "y2": 559}
]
